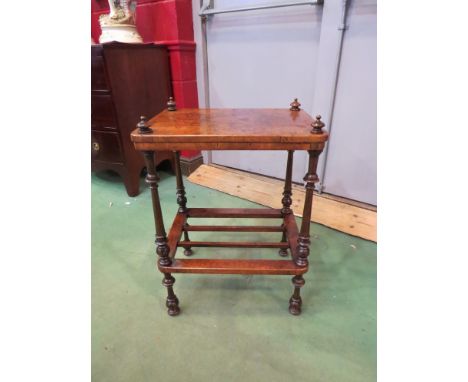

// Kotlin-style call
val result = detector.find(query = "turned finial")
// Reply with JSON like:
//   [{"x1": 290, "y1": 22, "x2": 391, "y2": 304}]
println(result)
[
  {"x1": 137, "y1": 115, "x2": 151, "y2": 134},
  {"x1": 167, "y1": 97, "x2": 177, "y2": 111},
  {"x1": 290, "y1": 98, "x2": 301, "y2": 111},
  {"x1": 311, "y1": 115, "x2": 325, "y2": 134}
]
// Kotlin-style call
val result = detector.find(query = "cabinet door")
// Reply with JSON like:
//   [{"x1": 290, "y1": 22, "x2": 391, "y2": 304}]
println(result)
[{"x1": 103, "y1": 45, "x2": 172, "y2": 137}]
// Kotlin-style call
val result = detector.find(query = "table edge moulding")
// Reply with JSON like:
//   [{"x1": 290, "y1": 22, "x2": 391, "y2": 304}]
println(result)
[{"x1": 130, "y1": 97, "x2": 328, "y2": 316}]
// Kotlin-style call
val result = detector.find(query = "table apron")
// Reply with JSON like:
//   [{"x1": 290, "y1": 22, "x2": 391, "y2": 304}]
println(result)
[{"x1": 132, "y1": 142, "x2": 325, "y2": 151}]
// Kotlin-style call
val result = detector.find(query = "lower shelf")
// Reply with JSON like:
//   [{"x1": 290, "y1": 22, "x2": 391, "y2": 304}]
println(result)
[
  {"x1": 161, "y1": 208, "x2": 305, "y2": 276},
  {"x1": 158, "y1": 259, "x2": 307, "y2": 275}
]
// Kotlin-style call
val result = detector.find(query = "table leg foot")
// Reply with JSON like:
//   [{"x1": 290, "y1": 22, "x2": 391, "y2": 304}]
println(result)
[
  {"x1": 288, "y1": 275, "x2": 305, "y2": 315},
  {"x1": 163, "y1": 273, "x2": 180, "y2": 316}
]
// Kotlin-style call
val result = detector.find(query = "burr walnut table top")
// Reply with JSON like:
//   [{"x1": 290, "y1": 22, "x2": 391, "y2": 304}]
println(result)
[{"x1": 130, "y1": 108, "x2": 329, "y2": 151}]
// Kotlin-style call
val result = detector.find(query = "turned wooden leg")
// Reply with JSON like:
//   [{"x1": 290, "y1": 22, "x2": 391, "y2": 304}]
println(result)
[
  {"x1": 163, "y1": 273, "x2": 180, "y2": 316},
  {"x1": 295, "y1": 150, "x2": 321, "y2": 267},
  {"x1": 174, "y1": 151, "x2": 187, "y2": 213},
  {"x1": 289, "y1": 275, "x2": 305, "y2": 315},
  {"x1": 174, "y1": 151, "x2": 193, "y2": 256},
  {"x1": 279, "y1": 150, "x2": 294, "y2": 257},
  {"x1": 143, "y1": 151, "x2": 171, "y2": 267}
]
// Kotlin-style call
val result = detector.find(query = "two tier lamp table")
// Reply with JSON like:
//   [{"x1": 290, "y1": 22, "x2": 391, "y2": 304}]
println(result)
[{"x1": 130, "y1": 99, "x2": 328, "y2": 316}]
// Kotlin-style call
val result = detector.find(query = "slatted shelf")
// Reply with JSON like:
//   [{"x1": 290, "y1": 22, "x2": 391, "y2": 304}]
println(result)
[{"x1": 164, "y1": 208, "x2": 302, "y2": 275}]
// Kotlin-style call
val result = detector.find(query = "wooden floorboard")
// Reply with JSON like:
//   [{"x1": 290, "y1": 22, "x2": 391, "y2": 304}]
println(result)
[
  {"x1": 187, "y1": 164, "x2": 377, "y2": 242},
  {"x1": 209, "y1": 164, "x2": 376, "y2": 211}
]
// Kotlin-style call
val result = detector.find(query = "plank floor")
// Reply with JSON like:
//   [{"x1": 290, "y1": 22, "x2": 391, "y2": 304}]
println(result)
[{"x1": 188, "y1": 164, "x2": 377, "y2": 242}]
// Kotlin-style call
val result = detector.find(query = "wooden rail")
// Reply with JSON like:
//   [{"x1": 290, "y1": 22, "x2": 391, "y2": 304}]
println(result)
[
  {"x1": 184, "y1": 225, "x2": 284, "y2": 232},
  {"x1": 178, "y1": 241, "x2": 289, "y2": 249},
  {"x1": 159, "y1": 259, "x2": 307, "y2": 275},
  {"x1": 186, "y1": 208, "x2": 283, "y2": 219}
]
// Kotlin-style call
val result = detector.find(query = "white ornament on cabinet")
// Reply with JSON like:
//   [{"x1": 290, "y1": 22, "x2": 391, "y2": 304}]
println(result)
[{"x1": 99, "y1": 0, "x2": 143, "y2": 44}]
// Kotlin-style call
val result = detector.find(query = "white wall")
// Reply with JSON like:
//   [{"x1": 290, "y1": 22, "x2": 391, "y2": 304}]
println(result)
[
  {"x1": 193, "y1": 0, "x2": 323, "y2": 183},
  {"x1": 320, "y1": 0, "x2": 377, "y2": 205},
  {"x1": 192, "y1": 0, "x2": 377, "y2": 205}
]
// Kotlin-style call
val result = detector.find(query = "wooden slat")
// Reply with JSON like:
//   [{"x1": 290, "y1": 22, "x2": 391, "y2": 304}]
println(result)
[
  {"x1": 185, "y1": 225, "x2": 284, "y2": 232},
  {"x1": 167, "y1": 212, "x2": 187, "y2": 258},
  {"x1": 178, "y1": 241, "x2": 289, "y2": 249},
  {"x1": 187, "y1": 164, "x2": 377, "y2": 242},
  {"x1": 187, "y1": 207, "x2": 282, "y2": 219},
  {"x1": 158, "y1": 259, "x2": 307, "y2": 275}
]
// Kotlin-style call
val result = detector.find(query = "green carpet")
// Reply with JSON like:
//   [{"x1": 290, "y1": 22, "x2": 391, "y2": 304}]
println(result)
[{"x1": 92, "y1": 170, "x2": 376, "y2": 382}]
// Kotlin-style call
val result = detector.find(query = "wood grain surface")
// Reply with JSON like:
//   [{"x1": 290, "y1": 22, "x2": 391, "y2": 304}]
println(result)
[{"x1": 130, "y1": 108, "x2": 329, "y2": 147}]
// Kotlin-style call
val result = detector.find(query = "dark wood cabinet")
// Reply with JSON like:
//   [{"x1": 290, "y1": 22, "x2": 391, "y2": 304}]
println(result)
[{"x1": 91, "y1": 42, "x2": 174, "y2": 196}]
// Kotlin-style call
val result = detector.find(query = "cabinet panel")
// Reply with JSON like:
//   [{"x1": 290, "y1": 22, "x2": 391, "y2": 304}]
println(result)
[
  {"x1": 91, "y1": 130, "x2": 123, "y2": 164},
  {"x1": 91, "y1": 43, "x2": 174, "y2": 196},
  {"x1": 91, "y1": 94, "x2": 117, "y2": 131},
  {"x1": 91, "y1": 48, "x2": 110, "y2": 91}
]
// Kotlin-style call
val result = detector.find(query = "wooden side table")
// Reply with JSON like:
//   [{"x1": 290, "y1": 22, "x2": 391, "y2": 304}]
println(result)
[{"x1": 130, "y1": 98, "x2": 328, "y2": 316}]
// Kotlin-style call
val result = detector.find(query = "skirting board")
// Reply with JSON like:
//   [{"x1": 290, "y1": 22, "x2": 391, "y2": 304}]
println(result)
[
  {"x1": 180, "y1": 154, "x2": 204, "y2": 176},
  {"x1": 187, "y1": 164, "x2": 376, "y2": 242}
]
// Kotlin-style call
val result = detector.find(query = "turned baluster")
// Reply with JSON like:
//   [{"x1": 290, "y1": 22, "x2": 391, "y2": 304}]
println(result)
[
  {"x1": 139, "y1": 116, "x2": 171, "y2": 268},
  {"x1": 295, "y1": 149, "x2": 321, "y2": 267},
  {"x1": 174, "y1": 151, "x2": 187, "y2": 213},
  {"x1": 174, "y1": 150, "x2": 193, "y2": 256},
  {"x1": 279, "y1": 150, "x2": 294, "y2": 257},
  {"x1": 294, "y1": 115, "x2": 325, "y2": 266},
  {"x1": 143, "y1": 150, "x2": 171, "y2": 267}
]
